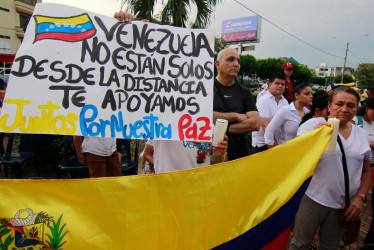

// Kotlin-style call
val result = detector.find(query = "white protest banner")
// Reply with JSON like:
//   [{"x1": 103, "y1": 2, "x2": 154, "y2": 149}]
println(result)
[{"x1": 0, "y1": 3, "x2": 214, "y2": 141}]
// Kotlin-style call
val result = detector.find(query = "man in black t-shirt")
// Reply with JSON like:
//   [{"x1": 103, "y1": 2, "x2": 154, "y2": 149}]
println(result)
[{"x1": 213, "y1": 48, "x2": 260, "y2": 160}]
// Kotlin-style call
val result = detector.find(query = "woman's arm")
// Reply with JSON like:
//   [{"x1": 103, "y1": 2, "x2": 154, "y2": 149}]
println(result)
[
  {"x1": 344, "y1": 159, "x2": 371, "y2": 221},
  {"x1": 264, "y1": 108, "x2": 287, "y2": 147}
]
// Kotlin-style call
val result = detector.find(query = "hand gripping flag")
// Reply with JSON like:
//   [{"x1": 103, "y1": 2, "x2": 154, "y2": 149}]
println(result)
[
  {"x1": 33, "y1": 14, "x2": 96, "y2": 42},
  {"x1": 0, "y1": 126, "x2": 332, "y2": 249}
]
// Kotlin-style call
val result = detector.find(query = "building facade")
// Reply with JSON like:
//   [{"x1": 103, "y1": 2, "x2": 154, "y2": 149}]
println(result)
[
  {"x1": 314, "y1": 63, "x2": 354, "y2": 77},
  {"x1": 0, "y1": 0, "x2": 40, "y2": 54}
]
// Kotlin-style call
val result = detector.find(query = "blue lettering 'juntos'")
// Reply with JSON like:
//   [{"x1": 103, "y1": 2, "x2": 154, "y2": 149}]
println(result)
[{"x1": 80, "y1": 105, "x2": 172, "y2": 139}]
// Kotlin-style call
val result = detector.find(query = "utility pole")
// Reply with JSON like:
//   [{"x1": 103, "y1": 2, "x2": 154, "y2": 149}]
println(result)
[{"x1": 341, "y1": 42, "x2": 349, "y2": 84}]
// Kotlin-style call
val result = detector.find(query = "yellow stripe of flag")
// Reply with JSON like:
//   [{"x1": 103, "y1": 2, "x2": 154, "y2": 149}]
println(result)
[{"x1": 34, "y1": 14, "x2": 91, "y2": 25}]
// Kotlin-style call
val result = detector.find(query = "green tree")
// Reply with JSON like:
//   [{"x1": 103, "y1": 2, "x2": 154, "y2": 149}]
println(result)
[
  {"x1": 293, "y1": 64, "x2": 312, "y2": 83},
  {"x1": 122, "y1": 0, "x2": 221, "y2": 28},
  {"x1": 325, "y1": 76, "x2": 335, "y2": 85},
  {"x1": 256, "y1": 58, "x2": 312, "y2": 83},
  {"x1": 312, "y1": 76, "x2": 326, "y2": 86},
  {"x1": 256, "y1": 58, "x2": 284, "y2": 80},
  {"x1": 237, "y1": 54, "x2": 257, "y2": 84},
  {"x1": 334, "y1": 74, "x2": 354, "y2": 84},
  {"x1": 214, "y1": 37, "x2": 229, "y2": 54},
  {"x1": 354, "y1": 63, "x2": 374, "y2": 89}
]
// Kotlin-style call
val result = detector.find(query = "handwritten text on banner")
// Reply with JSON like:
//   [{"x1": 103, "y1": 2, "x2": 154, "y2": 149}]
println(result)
[{"x1": 0, "y1": 3, "x2": 215, "y2": 140}]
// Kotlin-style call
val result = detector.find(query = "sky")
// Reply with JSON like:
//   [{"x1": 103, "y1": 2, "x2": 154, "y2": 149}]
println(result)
[{"x1": 42, "y1": 0, "x2": 374, "y2": 69}]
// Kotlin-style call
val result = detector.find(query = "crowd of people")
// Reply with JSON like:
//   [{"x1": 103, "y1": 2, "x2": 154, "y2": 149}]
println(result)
[
  {"x1": 70, "y1": 11, "x2": 374, "y2": 248},
  {"x1": 137, "y1": 54, "x2": 373, "y2": 247}
]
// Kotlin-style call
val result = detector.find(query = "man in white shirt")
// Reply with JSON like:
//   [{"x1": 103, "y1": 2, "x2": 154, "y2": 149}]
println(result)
[{"x1": 252, "y1": 73, "x2": 289, "y2": 153}]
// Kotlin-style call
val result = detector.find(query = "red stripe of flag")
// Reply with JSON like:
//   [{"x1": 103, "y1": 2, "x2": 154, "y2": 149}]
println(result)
[{"x1": 261, "y1": 226, "x2": 291, "y2": 250}]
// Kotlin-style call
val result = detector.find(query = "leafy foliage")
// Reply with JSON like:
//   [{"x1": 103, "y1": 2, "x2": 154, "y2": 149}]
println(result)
[
  {"x1": 35, "y1": 135, "x2": 75, "y2": 164},
  {"x1": 325, "y1": 76, "x2": 335, "y2": 85},
  {"x1": 123, "y1": 0, "x2": 221, "y2": 28},
  {"x1": 237, "y1": 54, "x2": 257, "y2": 83},
  {"x1": 293, "y1": 64, "x2": 312, "y2": 83},
  {"x1": 256, "y1": 58, "x2": 284, "y2": 80},
  {"x1": 334, "y1": 74, "x2": 354, "y2": 84},
  {"x1": 0, "y1": 223, "x2": 13, "y2": 249},
  {"x1": 46, "y1": 215, "x2": 68, "y2": 250},
  {"x1": 214, "y1": 37, "x2": 229, "y2": 54},
  {"x1": 311, "y1": 76, "x2": 326, "y2": 86},
  {"x1": 354, "y1": 63, "x2": 374, "y2": 88}
]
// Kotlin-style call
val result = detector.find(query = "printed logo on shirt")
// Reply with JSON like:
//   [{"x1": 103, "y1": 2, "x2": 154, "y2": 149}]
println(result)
[
  {"x1": 183, "y1": 141, "x2": 212, "y2": 164},
  {"x1": 224, "y1": 95, "x2": 232, "y2": 98}
]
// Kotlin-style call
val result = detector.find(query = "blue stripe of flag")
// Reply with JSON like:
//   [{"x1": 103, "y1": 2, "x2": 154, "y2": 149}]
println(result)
[
  {"x1": 36, "y1": 21, "x2": 94, "y2": 34},
  {"x1": 213, "y1": 178, "x2": 311, "y2": 250}
]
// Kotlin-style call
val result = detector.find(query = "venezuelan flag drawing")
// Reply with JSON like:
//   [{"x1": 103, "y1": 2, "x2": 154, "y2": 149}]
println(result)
[
  {"x1": 0, "y1": 126, "x2": 332, "y2": 249},
  {"x1": 33, "y1": 14, "x2": 96, "y2": 42}
]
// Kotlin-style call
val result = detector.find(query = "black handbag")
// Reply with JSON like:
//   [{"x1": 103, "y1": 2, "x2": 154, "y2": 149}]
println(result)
[{"x1": 337, "y1": 135, "x2": 361, "y2": 246}]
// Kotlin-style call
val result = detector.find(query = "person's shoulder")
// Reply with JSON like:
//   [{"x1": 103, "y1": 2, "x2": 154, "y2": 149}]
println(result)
[
  {"x1": 256, "y1": 93, "x2": 268, "y2": 106},
  {"x1": 352, "y1": 116, "x2": 358, "y2": 124},
  {"x1": 278, "y1": 104, "x2": 291, "y2": 113},
  {"x1": 237, "y1": 83, "x2": 250, "y2": 90},
  {"x1": 279, "y1": 96, "x2": 288, "y2": 104},
  {"x1": 353, "y1": 122, "x2": 368, "y2": 135},
  {"x1": 260, "y1": 91, "x2": 273, "y2": 100},
  {"x1": 297, "y1": 117, "x2": 325, "y2": 135}
]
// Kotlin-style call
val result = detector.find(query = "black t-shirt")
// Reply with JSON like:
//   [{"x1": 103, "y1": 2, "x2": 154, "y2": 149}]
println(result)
[
  {"x1": 213, "y1": 79, "x2": 257, "y2": 114},
  {"x1": 213, "y1": 79, "x2": 257, "y2": 160}
]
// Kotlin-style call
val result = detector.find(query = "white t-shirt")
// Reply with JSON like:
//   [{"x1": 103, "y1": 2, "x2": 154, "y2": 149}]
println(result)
[
  {"x1": 297, "y1": 117, "x2": 371, "y2": 208},
  {"x1": 353, "y1": 116, "x2": 374, "y2": 164},
  {"x1": 252, "y1": 91, "x2": 288, "y2": 147},
  {"x1": 264, "y1": 102, "x2": 309, "y2": 145},
  {"x1": 82, "y1": 137, "x2": 117, "y2": 157},
  {"x1": 147, "y1": 140, "x2": 212, "y2": 173}
]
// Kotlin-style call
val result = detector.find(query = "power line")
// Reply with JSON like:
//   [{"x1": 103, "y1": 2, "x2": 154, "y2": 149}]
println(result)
[{"x1": 233, "y1": 0, "x2": 344, "y2": 60}]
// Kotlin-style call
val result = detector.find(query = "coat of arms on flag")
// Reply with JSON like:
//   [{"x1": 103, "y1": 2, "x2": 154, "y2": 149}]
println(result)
[
  {"x1": 33, "y1": 13, "x2": 96, "y2": 43},
  {"x1": 0, "y1": 208, "x2": 68, "y2": 249}
]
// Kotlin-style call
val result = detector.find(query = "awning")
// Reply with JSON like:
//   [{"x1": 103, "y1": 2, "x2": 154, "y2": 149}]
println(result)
[{"x1": 0, "y1": 53, "x2": 16, "y2": 63}]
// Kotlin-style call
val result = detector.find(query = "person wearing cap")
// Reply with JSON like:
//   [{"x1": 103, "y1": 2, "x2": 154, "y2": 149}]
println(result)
[
  {"x1": 281, "y1": 62, "x2": 296, "y2": 103},
  {"x1": 213, "y1": 48, "x2": 260, "y2": 160},
  {"x1": 326, "y1": 84, "x2": 337, "y2": 95}
]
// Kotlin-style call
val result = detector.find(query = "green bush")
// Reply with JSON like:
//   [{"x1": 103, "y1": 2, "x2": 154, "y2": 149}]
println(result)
[{"x1": 35, "y1": 135, "x2": 75, "y2": 164}]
